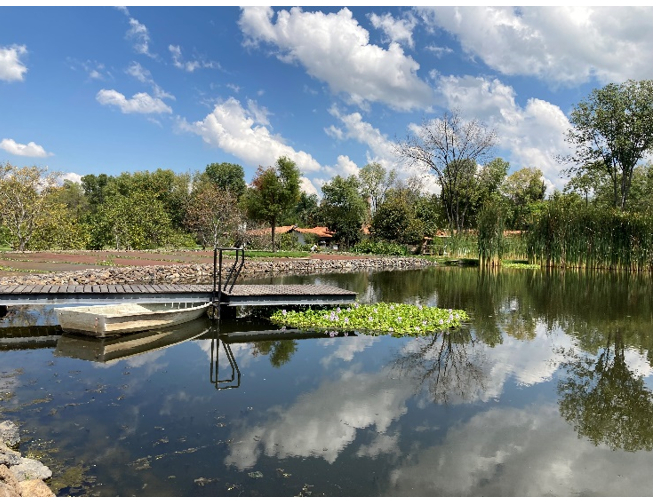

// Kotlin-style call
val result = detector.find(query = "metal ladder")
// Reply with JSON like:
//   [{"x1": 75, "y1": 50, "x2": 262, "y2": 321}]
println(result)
[{"x1": 211, "y1": 247, "x2": 245, "y2": 317}]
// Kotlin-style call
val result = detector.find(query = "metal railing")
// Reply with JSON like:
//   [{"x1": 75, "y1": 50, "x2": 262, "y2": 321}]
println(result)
[
  {"x1": 210, "y1": 336, "x2": 241, "y2": 390},
  {"x1": 212, "y1": 247, "x2": 245, "y2": 306}
]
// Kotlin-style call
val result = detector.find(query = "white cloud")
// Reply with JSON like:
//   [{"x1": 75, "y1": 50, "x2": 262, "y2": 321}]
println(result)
[
  {"x1": 0, "y1": 138, "x2": 52, "y2": 157},
  {"x1": 246, "y1": 99, "x2": 271, "y2": 127},
  {"x1": 369, "y1": 12, "x2": 417, "y2": 48},
  {"x1": 326, "y1": 105, "x2": 441, "y2": 193},
  {"x1": 239, "y1": 7, "x2": 433, "y2": 111},
  {"x1": 66, "y1": 58, "x2": 111, "y2": 81},
  {"x1": 299, "y1": 176, "x2": 318, "y2": 196},
  {"x1": 178, "y1": 97, "x2": 323, "y2": 176},
  {"x1": 426, "y1": 44, "x2": 453, "y2": 58},
  {"x1": 169, "y1": 45, "x2": 220, "y2": 72},
  {"x1": 387, "y1": 404, "x2": 652, "y2": 496},
  {"x1": 60, "y1": 172, "x2": 82, "y2": 184},
  {"x1": 96, "y1": 89, "x2": 172, "y2": 114},
  {"x1": 178, "y1": 97, "x2": 382, "y2": 195},
  {"x1": 117, "y1": 7, "x2": 156, "y2": 58},
  {"x1": 0, "y1": 44, "x2": 28, "y2": 82},
  {"x1": 418, "y1": 6, "x2": 653, "y2": 85},
  {"x1": 224, "y1": 369, "x2": 414, "y2": 470},
  {"x1": 126, "y1": 62, "x2": 174, "y2": 100},
  {"x1": 433, "y1": 75, "x2": 572, "y2": 190}
]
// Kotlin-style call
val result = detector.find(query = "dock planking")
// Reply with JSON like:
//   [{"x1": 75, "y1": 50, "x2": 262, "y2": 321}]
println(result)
[{"x1": 0, "y1": 283, "x2": 357, "y2": 306}]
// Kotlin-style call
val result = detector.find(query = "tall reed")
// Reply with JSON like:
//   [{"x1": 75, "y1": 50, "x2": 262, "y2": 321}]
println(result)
[
  {"x1": 477, "y1": 200, "x2": 506, "y2": 268},
  {"x1": 526, "y1": 196, "x2": 652, "y2": 272}
]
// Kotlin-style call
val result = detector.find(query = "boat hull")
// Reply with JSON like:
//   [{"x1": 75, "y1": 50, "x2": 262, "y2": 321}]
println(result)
[{"x1": 55, "y1": 302, "x2": 211, "y2": 337}]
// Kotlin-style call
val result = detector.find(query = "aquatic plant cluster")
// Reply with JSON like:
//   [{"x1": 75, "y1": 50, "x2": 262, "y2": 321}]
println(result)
[{"x1": 270, "y1": 302, "x2": 468, "y2": 335}]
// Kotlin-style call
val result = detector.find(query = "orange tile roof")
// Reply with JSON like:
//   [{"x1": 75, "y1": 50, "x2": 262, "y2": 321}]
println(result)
[
  {"x1": 246, "y1": 225, "x2": 335, "y2": 238},
  {"x1": 295, "y1": 226, "x2": 335, "y2": 238},
  {"x1": 246, "y1": 225, "x2": 296, "y2": 236}
]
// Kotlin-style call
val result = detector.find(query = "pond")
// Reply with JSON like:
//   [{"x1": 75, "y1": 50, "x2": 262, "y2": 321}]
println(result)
[{"x1": 0, "y1": 267, "x2": 652, "y2": 496}]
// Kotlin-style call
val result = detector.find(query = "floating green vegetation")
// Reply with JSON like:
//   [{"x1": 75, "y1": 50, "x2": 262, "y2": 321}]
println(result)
[
  {"x1": 502, "y1": 260, "x2": 540, "y2": 270},
  {"x1": 270, "y1": 302, "x2": 468, "y2": 336}
]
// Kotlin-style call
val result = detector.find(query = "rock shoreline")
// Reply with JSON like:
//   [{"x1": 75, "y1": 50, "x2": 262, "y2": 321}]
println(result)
[
  {"x1": 0, "y1": 421, "x2": 55, "y2": 497},
  {"x1": 0, "y1": 257, "x2": 435, "y2": 287}
]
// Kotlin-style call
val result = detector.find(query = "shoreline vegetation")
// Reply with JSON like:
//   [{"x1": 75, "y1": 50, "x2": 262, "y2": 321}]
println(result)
[{"x1": 0, "y1": 247, "x2": 652, "y2": 288}]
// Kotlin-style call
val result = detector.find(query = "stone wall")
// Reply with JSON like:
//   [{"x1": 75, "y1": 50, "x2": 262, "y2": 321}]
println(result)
[
  {"x1": 0, "y1": 421, "x2": 55, "y2": 497},
  {"x1": 0, "y1": 257, "x2": 435, "y2": 287}
]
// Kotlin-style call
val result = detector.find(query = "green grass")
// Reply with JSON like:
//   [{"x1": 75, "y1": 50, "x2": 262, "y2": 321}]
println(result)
[{"x1": 271, "y1": 302, "x2": 468, "y2": 336}]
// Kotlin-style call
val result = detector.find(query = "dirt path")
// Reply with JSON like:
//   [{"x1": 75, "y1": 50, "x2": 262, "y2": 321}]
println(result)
[{"x1": 0, "y1": 250, "x2": 369, "y2": 277}]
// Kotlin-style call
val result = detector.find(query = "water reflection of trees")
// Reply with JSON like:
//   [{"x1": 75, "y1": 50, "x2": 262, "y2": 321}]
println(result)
[
  {"x1": 557, "y1": 328, "x2": 652, "y2": 452},
  {"x1": 389, "y1": 328, "x2": 487, "y2": 404},
  {"x1": 359, "y1": 267, "x2": 652, "y2": 357},
  {"x1": 250, "y1": 340, "x2": 298, "y2": 368}
]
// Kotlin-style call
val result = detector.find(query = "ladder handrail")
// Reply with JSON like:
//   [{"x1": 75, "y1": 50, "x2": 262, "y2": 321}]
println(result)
[{"x1": 212, "y1": 247, "x2": 245, "y2": 305}]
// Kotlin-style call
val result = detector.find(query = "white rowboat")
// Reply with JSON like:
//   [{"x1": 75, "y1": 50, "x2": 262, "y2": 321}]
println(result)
[{"x1": 54, "y1": 302, "x2": 212, "y2": 337}]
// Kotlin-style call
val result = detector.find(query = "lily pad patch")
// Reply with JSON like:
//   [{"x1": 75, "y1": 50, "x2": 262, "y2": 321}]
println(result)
[{"x1": 270, "y1": 302, "x2": 468, "y2": 336}]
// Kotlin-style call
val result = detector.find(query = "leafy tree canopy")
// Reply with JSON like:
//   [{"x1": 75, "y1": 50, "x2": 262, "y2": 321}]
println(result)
[
  {"x1": 205, "y1": 162, "x2": 246, "y2": 198},
  {"x1": 243, "y1": 156, "x2": 301, "y2": 251},
  {"x1": 560, "y1": 79, "x2": 653, "y2": 210}
]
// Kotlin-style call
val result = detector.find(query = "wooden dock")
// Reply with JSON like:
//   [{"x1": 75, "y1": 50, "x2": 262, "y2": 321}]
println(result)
[{"x1": 0, "y1": 283, "x2": 357, "y2": 307}]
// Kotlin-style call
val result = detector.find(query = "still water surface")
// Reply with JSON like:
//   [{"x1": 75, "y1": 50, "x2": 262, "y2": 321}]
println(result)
[{"x1": 0, "y1": 267, "x2": 652, "y2": 496}]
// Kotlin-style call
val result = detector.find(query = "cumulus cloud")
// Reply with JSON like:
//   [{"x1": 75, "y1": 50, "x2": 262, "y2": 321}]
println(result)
[
  {"x1": 432, "y1": 75, "x2": 572, "y2": 191},
  {"x1": 239, "y1": 7, "x2": 433, "y2": 111},
  {"x1": 224, "y1": 369, "x2": 415, "y2": 470},
  {"x1": 60, "y1": 172, "x2": 82, "y2": 184},
  {"x1": 169, "y1": 45, "x2": 220, "y2": 72},
  {"x1": 386, "y1": 404, "x2": 652, "y2": 496},
  {"x1": 369, "y1": 12, "x2": 417, "y2": 48},
  {"x1": 418, "y1": 6, "x2": 653, "y2": 85},
  {"x1": 178, "y1": 96, "x2": 381, "y2": 194},
  {"x1": 178, "y1": 97, "x2": 323, "y2": 175},
  {"x1": 0, "y1": 138, "x2": 52, "y2": 157},
  {"x1": 0, "y1": 44, "x2": 28, "y2": 82},
  {"x1": 326, "y1": 105, "x2": 441, "y2": 192},
  {"x1": 96, "y1": 89, "x2": 172, "y2": 114}
]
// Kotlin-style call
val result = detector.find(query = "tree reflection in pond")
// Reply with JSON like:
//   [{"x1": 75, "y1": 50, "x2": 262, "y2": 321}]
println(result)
[
  {"x1": 251, "y1": 340, "x2": 298, "y2": 368},
  {"x1": 557, "y1": 328, "x2": 652, "y2": 452},
  {"x1": 389, "y1": 327, "x2": 488, "y2": 405}
]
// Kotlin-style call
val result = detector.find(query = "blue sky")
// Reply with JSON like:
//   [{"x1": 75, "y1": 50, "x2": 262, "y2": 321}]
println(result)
[{"x1": 0, "y1": 6, "x2": 652, "y2": 195}]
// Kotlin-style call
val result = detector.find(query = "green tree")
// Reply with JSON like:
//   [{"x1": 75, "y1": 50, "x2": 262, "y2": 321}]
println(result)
[
  {"x1": 567, "y1": 163, "x2": 653, "y2": 214},
  {"x1": 501, "y1": 167, "x2": 546, "y2": 229},
  {"x1": 242, "y1": 157, "x2": 301, "y2": 251},
  {"x1": 94, "y1": 190, "x2": 173, "y2": 250},
  {"x1": 29, "y1": 182, "x2": 90, "y2": 250},
  {"x1": 358, "y1": 162, "x2": 397, "y2": 221},
  {"x1": 81, "y1": 173, "x2": 111, "y2": 207},
  {"x1": 114, "y1": 169, "x2": 191, "y2": 229},
  {"x1": 559, "y1": 79, "x2": 653, "y2": 210},
  {"x1": 205, "y1": 162, "x2": 246, "y2": 199},
  {"x1": 47, "y1": 179, "x2": 90, "y2": 218},
  {"x1": 281, "y1": 191, "x2": 319, "y2": 227},
  {"x1": 319, "y1": 175, "x2": 368, "y2": 248},
  {"x1": 371, "y1": 188, "x2": 424, "y2": 244},
  {"x1": 0, "y1": 163, "x2": 62, "y2": 251},
  {"x1": 396, "y1": 110, "x2": 497, "y2": 232},
  {"x1": 185, "y1": 183, "x2": 243, "y2": 249}
]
